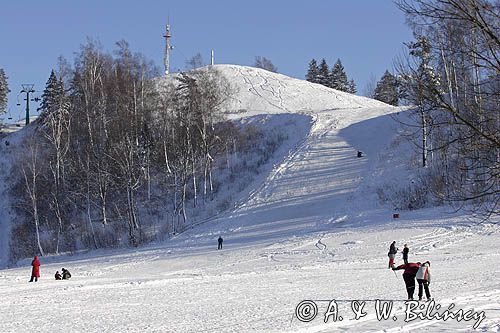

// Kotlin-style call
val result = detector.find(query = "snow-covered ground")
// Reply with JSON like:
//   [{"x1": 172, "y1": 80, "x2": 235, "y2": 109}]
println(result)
[{"x1": 0, "y1": 66, "x2": 499, "y2": 332}]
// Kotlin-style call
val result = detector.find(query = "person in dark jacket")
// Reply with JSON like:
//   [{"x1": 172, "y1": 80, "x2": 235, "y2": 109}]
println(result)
[
  {"x1": 29, "y1": 256, "x2": 41, "y2": 282},
  {"x1": 61, "y1": 268, "x2": 71, "y2": 280},
  {"x1": 388, "y1": 241, "x2": 398, "y2": 268},
  {"x1": 393, "y1": 262, "x2": 421, "y2": 300},
  {"x1": 55, "y1": 271, "x2": 62, "y2": 280},
  {"x1": 218, "y1": 236, "x2": 223, "y2": 250},
  {"x1": 402, "y1": 244, "x2": 409, "y2": 264}
]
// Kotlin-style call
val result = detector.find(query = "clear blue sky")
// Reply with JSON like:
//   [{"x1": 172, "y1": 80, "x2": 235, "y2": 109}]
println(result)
[{"x1": 0, "y1": 0, "x2": 412, "y2": 121}]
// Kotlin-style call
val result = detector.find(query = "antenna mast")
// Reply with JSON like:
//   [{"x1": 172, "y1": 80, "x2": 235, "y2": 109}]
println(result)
[{"x1": 163, "y1": 23, "x2": 173, "y2": 75}]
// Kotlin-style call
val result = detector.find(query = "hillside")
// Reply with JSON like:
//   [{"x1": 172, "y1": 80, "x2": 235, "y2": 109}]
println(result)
[{"x1": 0, "y1": 65, "x2": 499, "y2": 332}]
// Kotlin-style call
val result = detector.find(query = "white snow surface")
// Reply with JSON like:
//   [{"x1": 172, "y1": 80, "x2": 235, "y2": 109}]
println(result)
[{"x1": 1, "y1": 65, "x2": 499, "y2": 332}]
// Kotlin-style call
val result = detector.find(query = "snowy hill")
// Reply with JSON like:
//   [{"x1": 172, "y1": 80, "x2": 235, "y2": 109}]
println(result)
[
  {"x1": 210, "y1": 65, "x2": 388, "y2": 114},
  {"x1": 0, "y1": 65, "x2": 499, "y2": 332}
]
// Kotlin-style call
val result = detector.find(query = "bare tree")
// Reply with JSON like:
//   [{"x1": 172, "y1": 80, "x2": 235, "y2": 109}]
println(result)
[
  {"x1": 186, "y1": 53, "x2": 204, "y2": 70},
  {"x1": 254, "y1": 56, "x2": 278, "y2": 73},
  {"x1": 396, "y1": 0, "x2": 500, "y2": 217},
  {"x1": 21, "y1": 138, "x2": 45, "y2": 256}
]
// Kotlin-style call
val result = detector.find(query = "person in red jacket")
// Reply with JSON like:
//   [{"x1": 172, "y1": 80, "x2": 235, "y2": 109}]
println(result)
[
  {"x1": 392, "y1": 262, "x2": 420, "y2": 300},
  {"x1": 29, "y1": 256, "x2": 41, "y2": 282}
]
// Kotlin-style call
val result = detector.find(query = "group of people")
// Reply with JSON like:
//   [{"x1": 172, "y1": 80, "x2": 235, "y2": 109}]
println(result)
[
  {"x1": 388, "y1": 241, "x2": 432, "y2": 301},
  {"x1": 55, "y1": 268, "x2": 72, "y2": 280},
  {"x1": 28, "y1": 256, "x2": 72, "y2": 282}
]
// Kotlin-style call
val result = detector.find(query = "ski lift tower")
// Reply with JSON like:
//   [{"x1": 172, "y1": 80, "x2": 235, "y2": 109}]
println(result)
[
  {"x1": 163, "y1": 23, "x2": 173, "y2": 75},
  {"x1": 20, "y1": 84, "x2": 37, "y2": 125}
]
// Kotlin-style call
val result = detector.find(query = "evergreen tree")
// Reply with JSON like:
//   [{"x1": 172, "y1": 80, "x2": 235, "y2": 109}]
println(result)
[
  {"x1": 373, "y1": 70, "x2": 399, "y2": 106},
  {"x1": 348, "y1": 79, "x2": 357, "y2": 94},
  {"x1": 330, "y1": 59, "x2": 349, "y2": 92},
  {"x1": 0, "y1": 68, "x2": 9, "y2": 116},
  {"x1": 39, "y1": 70, "x2": 65, "y2": 119},
  {"x1": 305, "y1": 59, "x2": 319, "y2": 83},
  {"x1": 317, "y1": 58, "x2": 330, "y2": 87}
]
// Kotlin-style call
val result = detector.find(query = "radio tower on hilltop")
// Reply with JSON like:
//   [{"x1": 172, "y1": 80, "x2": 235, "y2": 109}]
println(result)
[{"x1": 163, "y1": 22, "x2": 173, "y2": 75}]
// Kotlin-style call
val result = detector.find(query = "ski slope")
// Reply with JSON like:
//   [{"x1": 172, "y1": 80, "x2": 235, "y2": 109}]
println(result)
[{"x1": 0, "y1": 65, "x2": 499, "y2": 332}]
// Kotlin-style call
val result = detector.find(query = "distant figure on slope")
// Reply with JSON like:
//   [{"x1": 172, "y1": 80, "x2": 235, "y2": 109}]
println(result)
[
  {"x1": 393, "y1": 262, "x2": 420, "y2": 300},
  {"x1": 61, "y1": 268, "x2": 71, "y2": 280},
  {"x1": 218, "y1": 236, "x2": 223, "y2": 250},
  {"x1": 416, "y1": 261, "x2": 432, "y2": 301},
  {"x1": 402, "y1": 244, "x2": 409, "y2": 264},
  {"x1": 55, "y1": 271, "x2": 62, "y2": 280},
  {"x1": 388, "y1": 241, "x2": 398, "y2": 268},
  {"x1": 29, "y1": 256, "x2": 41, "y2": 282}
]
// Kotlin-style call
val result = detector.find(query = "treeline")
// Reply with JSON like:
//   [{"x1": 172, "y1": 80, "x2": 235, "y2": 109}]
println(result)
[
  {"x1": 394, "y1": 0, "x2": 499, "y2": 217},
  {"x1": 10, "y1": 39, "x2": 252, "y2": 258},
  {"x1": 0, "y1": 67, "x2": 9, "y2": 119},
  {"x1": 305, "y1": 58, "x2": 357, "y2": 94}
]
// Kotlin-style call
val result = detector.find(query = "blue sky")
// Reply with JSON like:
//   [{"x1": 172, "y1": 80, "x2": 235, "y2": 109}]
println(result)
[{"x1": 0, "y1": 0, "x2": 412, "y2": 121}]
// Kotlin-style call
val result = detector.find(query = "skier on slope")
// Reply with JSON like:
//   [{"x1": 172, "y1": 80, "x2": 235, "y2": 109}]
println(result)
[
  {"x1": 29, "y1": 256, "x2": 41, "y2": 282},
  {"x1": 388, "y1": 241, "x2": 398, "y2": 268},
  {"x1": 392, "y1": 262, "x2": 420, "y2": 300},
  {"x1": 416, "y1": 261, "x2": 432, "y2": 301},
  {"x1": 218, "y1": 236, "x2": 223, "y2": 250},
  {"x1": 402, "y1": 244, "x2": 409, "y2": 264}
]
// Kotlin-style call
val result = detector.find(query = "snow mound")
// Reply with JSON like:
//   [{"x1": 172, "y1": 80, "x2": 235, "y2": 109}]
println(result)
[
  {"x1": 157, "y1": 64, "x2": 389, "y2": 116},
  {"x1": 213, "y1": 65, "x2": 389, "y2": 113}
]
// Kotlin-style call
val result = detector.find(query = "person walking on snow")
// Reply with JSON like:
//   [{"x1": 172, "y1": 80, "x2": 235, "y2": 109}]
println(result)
[
  {"x1": 29, "y1": 256, "x2": 41, "y2": 282},
  {"x1": 402, "y1": 244, "x2": 409, "y2": 264},
  {"x1": 416, "y1": 261, "x2": 432, "y2": 301},
  {"x1": 388, "y1": 241, "x2": 398, "y2": 268},
  {"x1": 218, "y1": 236, "x2": 223, "y2": 250},
  {"x1": 393, "y1": 262, "x2": 420, "y2": 300}
]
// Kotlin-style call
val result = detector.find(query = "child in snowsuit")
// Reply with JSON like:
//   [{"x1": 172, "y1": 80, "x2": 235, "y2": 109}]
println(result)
[
  {"x1": 218, "y1": 236, "x2": 223, "y2": 250},
  {"x1": 393, "y1": 262, "x2": 420, "y2": 300},
  {"x1": 55, "y1": 271, "x2": 62, "y2": 280},
  {"x1": 416, "y1": 261, "x2": 432, "y2": 301},
  {"x1": 61, "y1": 268, "x2": 71, "y2": 280},
  {"x1": 402, "y1": 244, "x2": 409, "y2": 264},
  {"x1": 388, "y1": 241, "x2": 398, "y2": 268},
  {"x1": 29, "y1": 256, "x2": 40, "y2": 282}
]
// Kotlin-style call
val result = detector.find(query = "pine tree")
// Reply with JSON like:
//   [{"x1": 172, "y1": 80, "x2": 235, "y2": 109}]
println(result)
[
  {"x1": 0, "y1": 68, "x2": 9, "y2": 115},
  {"x1": 305, "y1": 59, "x2": 319, "y2": 83},
  {"x1": 348, "y1": 79, "x2": 357, "y2": 94},
  {"x1": 39, "y1": 70, "x2": 65, "y2": 119},
  {"x1": 317, "y1": 58, "x2": 330, "y2": 87},
  {"x1": 330, "y1": 59, "x2": 349, "y2": 92},
  {"x1": 373, "y1": 70, "x2": 399, "y2": 106}
]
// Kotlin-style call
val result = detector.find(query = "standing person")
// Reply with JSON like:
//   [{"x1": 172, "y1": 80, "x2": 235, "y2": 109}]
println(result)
[
  {"x1": 217, "y1": 236, "x2": 223, "y2": 250},
  {"x1": 393, "y1": 262, "x2": 420, "y2": 300},
  {"x1": 416, "y1": 261, "x2": 432, "y2": 301},
  {"x1": 388, "y1": 241, "x2": 398, "y2": 268},
  {"x1": 29, "y1": 256, "x2": 41, "y2": 282},
  {"x1": 402, "y1": 244, "x2": 409, "y2": 264}
]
